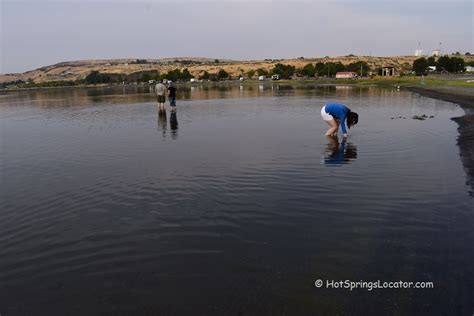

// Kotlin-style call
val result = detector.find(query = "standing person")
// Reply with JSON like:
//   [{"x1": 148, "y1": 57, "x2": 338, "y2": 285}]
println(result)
[
  {"x1": 321, "y1": 102, "x2": 358, "y2": 138},
  {"x1": 155, "y1": 79, "x2": 167, "y2": 112},
  {"x1": 168, "y1": 81, "x2": 177, "y2": 112}
]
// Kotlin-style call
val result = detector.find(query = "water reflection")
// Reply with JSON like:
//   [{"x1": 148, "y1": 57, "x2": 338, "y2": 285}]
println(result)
[
  {"x1": 323, "y1": 136, "x2": 357, "y2": 166},
  {"x1": 157, "y1": 110, "x2": 167, "y2": 137},
  {"x1": 0, "y1": 83, "x2": 416, "y2": 109},
  {"x1": 170, "y1": 111, "x2": 178, "y2": 139}
]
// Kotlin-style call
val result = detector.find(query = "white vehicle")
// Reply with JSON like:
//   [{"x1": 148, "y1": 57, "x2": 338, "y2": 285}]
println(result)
[
  {"x1": 258, "y1": 75, "x2": 266, "y2": 81},
  {"x1": 190, "y1": 78, "x2": 197, "y2": 83}
]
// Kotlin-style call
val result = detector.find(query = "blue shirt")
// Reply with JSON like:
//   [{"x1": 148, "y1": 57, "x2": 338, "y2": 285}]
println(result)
[{"x1": 324, "y1": 103, "x2": 351, "y2": 134}]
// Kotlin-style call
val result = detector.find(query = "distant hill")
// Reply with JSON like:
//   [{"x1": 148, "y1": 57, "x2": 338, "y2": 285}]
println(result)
[{"x1": 2, "y1": 55, "x2": 473, "y2": 84}]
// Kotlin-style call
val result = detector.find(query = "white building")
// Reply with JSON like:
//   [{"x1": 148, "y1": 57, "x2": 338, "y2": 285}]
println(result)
[
  {"x1": 415, "y1": 49, "x2": 423, "y2": 57},
  {"x1": 431, "y1": 50, "x2": 440, "y2": 57},
  {"x1": 258, "y1": 75, "x2": 266, "y2": 81},
  {"x1": 465, "y1": 66, "x2": 474, "y2": 72},
  {"x1": 335, "y1": 72, "x2": 358, "y2": 79}
]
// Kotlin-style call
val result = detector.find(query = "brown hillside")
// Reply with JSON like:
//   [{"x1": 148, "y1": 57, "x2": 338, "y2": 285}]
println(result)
[{"x1": 2, "y1": 55, "x2": 474, "y2": 84}]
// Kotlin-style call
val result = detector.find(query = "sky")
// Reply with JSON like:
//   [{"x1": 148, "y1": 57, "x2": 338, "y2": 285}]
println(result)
[{"x1": 1, "y1": 0, "x2": 473, "y2": 73}]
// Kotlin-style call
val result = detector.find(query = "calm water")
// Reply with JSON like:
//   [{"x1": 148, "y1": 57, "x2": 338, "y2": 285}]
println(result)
[{"x1": 0, "y1": 84, "x2": 472, "y2": 315}]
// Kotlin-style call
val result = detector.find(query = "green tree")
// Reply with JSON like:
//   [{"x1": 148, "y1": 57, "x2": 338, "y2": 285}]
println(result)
[
  {"x1": 257, "y1": 68, "x2": 269, "y2": 76},
  {"x1": 181, "y1": 68, "x2": 193, "y2": 80},
  {"x1": 436, "y1": 56, "x2": 465, "y2": 72},
  {"x1": 320, "y1": 62, "x2": 345, "y2": 77},
  {"x1": 436, "y1": 56, "x2": 451, "y2": 72},
  {"x1": 450, "y1": 57, "x2": 465, "y2": 73},
  {"x1": 272, "y1": 63, "x2": 295, "y2": 79},
  {"x1": 427, "y1": 56, "x2": 437, "y2": 66},
  {"x1": 165, "y1": 69, "x2": 183, "y2": 82},
  {"x1": 413, "y1": 57, "x2": 429, "y2": 75},
  {"x1": 247, "y1": 69, "x2": 256, "y2": 79},
  {"x1": 315, "y1": 62, "x2": 325, "y2": 76},
  {"x1": 297, "y1": 63, "x2": 316, "y2": 77},
  {"x1": 217, "y1": 69, "x2": 229, "y2": 80},
  {"x1": 85, "y1": 71, "x2": 111, "y2": 84},
  {"x1": 346, "y1": 61, "x2": 369, "y2": 76},
  {"x1": 214, "y1": 59, "x2": 220, "y2": 64}
]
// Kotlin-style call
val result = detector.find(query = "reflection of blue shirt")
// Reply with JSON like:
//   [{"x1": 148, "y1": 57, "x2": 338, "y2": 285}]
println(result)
[
  {"x1": 324, "y1": 103, "x2": 350, "y2": 134},
  {"x1": 325, "y1": 140, "x2": 347, "y2": 166}
]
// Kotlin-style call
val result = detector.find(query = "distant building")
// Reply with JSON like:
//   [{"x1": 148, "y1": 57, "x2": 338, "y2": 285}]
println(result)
[
  {"x1": 465, "y1": 66, "x2": 474, "y2": 72},
  {"x1": 415, "y1": 49, "x2": 423, "y2": 57},
  {"x1": 431, "y1": 50, "x2": 440, "y2": 57},
  {"x1": 258, "y1": 75, "x2": 266, "y2": 81},
  {"x1": 381, "y1": 66, "x2": 396, "y2": 76},
  {"x1": 335, "y1": 72, "x2": 357, "y2": 79},
  {"x1": 428, "y1": 66, "x2": 437, "y2": 72}
]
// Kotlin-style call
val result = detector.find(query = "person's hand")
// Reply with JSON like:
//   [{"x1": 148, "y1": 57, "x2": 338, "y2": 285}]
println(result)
[{"x1": 343, "y1": 133, "x2": 348, "y2": 138}]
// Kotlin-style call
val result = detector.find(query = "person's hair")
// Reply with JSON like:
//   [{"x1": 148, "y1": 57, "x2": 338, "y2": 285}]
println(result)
[{"x1": 347, "y1": 111, "x2": 359, "y2": 129}]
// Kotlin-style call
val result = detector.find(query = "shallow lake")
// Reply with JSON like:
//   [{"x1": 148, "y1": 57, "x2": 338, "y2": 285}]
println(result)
[{"x1": 0, "y1": 83, "x2": 472, "y2": 315}]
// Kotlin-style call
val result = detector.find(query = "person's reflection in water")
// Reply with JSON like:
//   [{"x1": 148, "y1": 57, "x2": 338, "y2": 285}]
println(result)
[
  {"x1": 157, "y1": 109, "x2": 167, "y2": 138},
  {"x1": 324, "y1": 136, "x2": 357, "y2": 166},
  {"x1": 170, "y1": 111, "x2": 178, "y2": 139}
]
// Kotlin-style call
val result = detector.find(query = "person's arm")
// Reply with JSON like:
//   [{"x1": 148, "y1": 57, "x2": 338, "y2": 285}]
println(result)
[{"x1": 340, "y1": 114, "x2": 348, "y2": 136}]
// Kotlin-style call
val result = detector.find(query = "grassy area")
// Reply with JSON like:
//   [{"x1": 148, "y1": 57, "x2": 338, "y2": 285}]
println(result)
[
  {"x1": 355, "y1": 76, "x2": 474, "y2": 88},
  {"x1": 241, "y1": 75, "x2": 474, "y2": 88}
]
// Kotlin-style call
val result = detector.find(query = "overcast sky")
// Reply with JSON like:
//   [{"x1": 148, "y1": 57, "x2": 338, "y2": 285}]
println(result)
[{"x1": 1, "y1": 0, "x2": 472, "y2": 73}]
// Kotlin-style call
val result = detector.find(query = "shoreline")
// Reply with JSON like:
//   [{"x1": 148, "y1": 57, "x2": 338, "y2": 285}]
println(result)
[{"x1": 407, "y1": 86, "x2": 474, "y2": 196}]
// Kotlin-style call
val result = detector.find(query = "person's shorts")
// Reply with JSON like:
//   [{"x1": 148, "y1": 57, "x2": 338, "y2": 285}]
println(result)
[
  {"x1": 169, "y1": 97, "x2": 176, "y2": 107},
  {"x1": 157, "y1": 95, "x2": 165, "y2": 103},
  {"x1": 321, "y1": 105, "x2": 334, "y2": 121}
]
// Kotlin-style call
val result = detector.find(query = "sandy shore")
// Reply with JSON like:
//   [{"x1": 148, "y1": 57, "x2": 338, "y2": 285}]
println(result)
[{"x1": 408, "y1": 86, "x2": 474, "y2": 196}]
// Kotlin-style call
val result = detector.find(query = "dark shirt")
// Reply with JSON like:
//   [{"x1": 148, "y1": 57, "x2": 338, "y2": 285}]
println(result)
[{"x1": 168, "y1": 86, "x2": 176, "y2": 98}]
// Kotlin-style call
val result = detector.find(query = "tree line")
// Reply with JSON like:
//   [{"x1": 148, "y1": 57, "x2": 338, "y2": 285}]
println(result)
[
  {"x1": 412, "y1": 55, "x2": 471, "y2": 75},
  {"x1": 243, "y1": 61, "x2": 370, "y2": 80}
]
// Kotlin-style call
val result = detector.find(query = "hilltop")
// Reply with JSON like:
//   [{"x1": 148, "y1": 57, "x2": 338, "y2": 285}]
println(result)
[{"x1": 2, "y1": 55, "x2": 474, "y2": 85}]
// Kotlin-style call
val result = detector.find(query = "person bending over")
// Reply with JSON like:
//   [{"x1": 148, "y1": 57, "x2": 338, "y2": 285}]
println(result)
[{"x1": 321, "y1": 103, "x2": 358, "y2": 138}]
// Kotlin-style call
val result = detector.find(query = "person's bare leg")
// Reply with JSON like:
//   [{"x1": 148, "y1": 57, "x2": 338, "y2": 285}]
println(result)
[
  {"x1": 333, "y1": 119, "x2": 340, "y2": 136},
  {"x1": 325, "y1": 119, "x2": 338, "y2": 136}
]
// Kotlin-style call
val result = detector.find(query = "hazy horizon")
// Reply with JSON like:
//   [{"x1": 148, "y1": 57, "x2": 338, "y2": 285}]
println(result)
[{"x1": 1, "y1": 0, "x2": 473, "y2": 73}]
